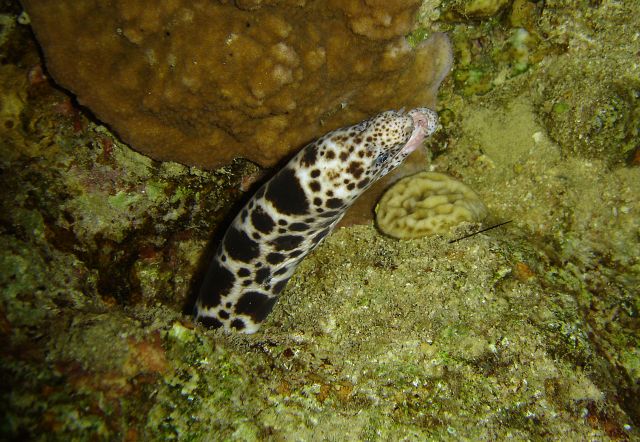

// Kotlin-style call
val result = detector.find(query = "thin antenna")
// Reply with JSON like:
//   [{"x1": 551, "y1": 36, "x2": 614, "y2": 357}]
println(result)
[{"x1": 448, "y1": 220, "x2": 513, "y2": 244}]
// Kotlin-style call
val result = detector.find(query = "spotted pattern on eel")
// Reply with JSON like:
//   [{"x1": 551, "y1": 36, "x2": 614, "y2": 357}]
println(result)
[{"x1": 194, "y1": 108, "x2": 439, "y2": 333}]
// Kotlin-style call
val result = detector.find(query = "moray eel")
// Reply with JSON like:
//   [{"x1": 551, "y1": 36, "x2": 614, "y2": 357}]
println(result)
[{"x1": 194, "y1": 108, "x2": 438, "y2": 333}]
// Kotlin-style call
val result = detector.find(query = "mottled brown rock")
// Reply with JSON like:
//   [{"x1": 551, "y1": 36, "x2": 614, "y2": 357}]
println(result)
[{"x1": 22, "y1": 0, "x2": 452, "y2": 169}]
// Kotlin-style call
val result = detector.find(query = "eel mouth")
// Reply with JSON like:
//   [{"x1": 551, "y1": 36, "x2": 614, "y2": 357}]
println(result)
[{"x1": 400, "y1": 107, "x2": 438, "y2": 156}]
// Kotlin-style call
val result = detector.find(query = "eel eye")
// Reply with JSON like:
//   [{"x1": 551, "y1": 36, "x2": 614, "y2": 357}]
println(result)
[{"x1": 374, "y1": 152, "x2": 389, "y2": 167}]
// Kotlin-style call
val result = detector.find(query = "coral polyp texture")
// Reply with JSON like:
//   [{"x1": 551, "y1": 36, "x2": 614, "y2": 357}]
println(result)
[
  {"x1": 21, "y1": 0, "x2": 453, "y2": 169},
  {"x1": 376, "y1": 171, "x2": 488, "y2": 239}
]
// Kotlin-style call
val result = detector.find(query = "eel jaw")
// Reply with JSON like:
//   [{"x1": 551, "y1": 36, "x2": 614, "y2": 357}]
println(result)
[{"x1": 401, "y1": 107, "x2": 438, "y2": 156}]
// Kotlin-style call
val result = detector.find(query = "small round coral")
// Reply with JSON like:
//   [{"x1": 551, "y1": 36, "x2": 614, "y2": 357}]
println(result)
[{"x1": 376, "y1": 172, "x2": 488, "y2": 239}]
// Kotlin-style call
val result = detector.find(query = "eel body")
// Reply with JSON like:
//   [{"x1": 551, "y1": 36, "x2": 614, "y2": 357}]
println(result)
[{"x1": 195, "y1": 108, "x2": 438, "y2": 333}]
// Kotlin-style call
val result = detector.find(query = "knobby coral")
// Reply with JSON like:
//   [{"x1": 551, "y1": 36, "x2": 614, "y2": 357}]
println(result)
[
  {"x1": 22, "y1": 0, "x2": 453, "y2": 169},
  {"x1": 376, "y1": 171, "x2": 488, "y2": 239}
]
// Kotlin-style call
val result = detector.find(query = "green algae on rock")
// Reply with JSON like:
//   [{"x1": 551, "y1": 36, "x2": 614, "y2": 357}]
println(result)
[
  {"x1": 22, "y1": 0, "x2": 453, "y2": 169},
  {"x1": 441, "y1": 0, "x2": 512, "y2": 20},
  {"x1": 532, "y1": 0, "x2": 640, "y2": 164}
]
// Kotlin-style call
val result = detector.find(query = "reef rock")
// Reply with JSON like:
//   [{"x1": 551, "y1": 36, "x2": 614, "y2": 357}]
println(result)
[{"x1": 22, "y1": 0, "x2": 452, "y2": 169}]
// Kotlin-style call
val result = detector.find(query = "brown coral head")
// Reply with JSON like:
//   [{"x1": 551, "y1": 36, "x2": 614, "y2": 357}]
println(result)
[{"x1": 22, "y1": 0, "x2": 454, "y2": 169}]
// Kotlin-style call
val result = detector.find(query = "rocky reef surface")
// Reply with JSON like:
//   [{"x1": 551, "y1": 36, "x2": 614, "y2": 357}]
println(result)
[{"x1": 1, "y1": 0, "x2": 639, "y2": 440}]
